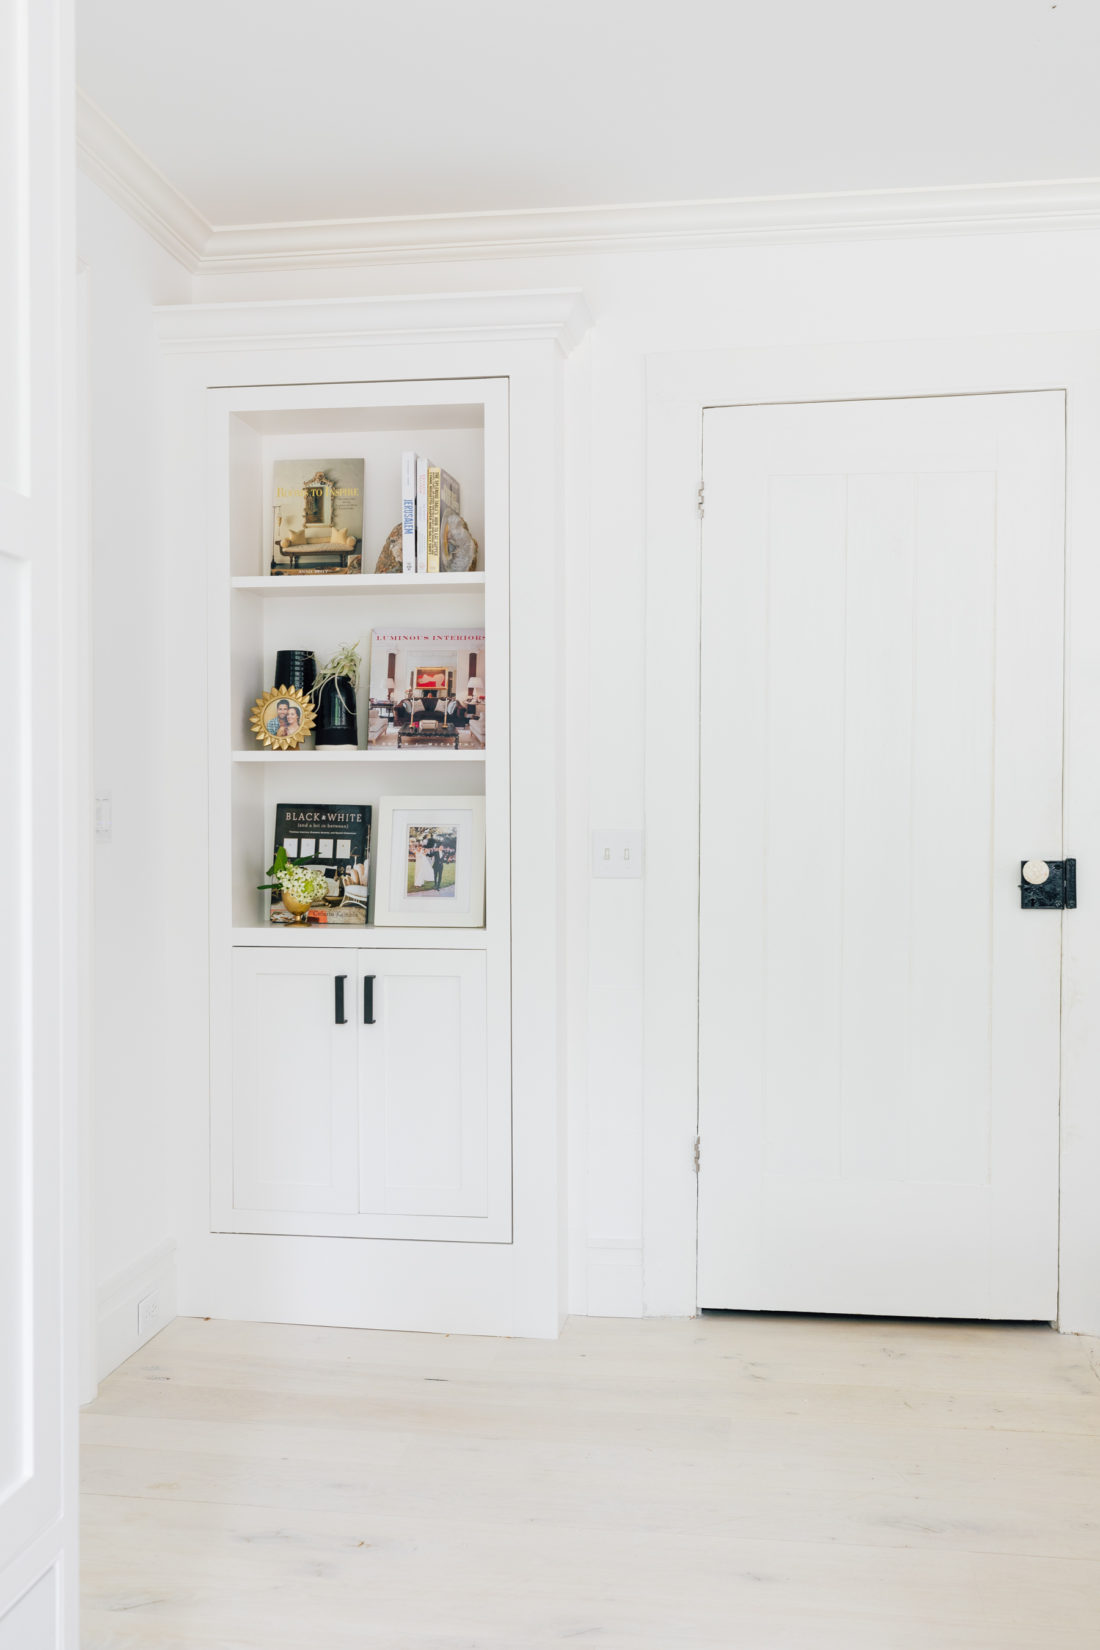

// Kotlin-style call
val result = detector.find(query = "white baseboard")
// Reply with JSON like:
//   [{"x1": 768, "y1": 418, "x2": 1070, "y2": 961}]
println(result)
[
  {"x1": 585, "y1": 1244, "x2": 644, "y2": 1317},
  {"x1": 96, "y1": 1238, "x2": 177, "y2": 1383}
]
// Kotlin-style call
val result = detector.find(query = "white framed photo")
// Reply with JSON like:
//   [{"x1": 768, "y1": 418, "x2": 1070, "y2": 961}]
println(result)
[{"x1": 372, "y1": 795, "x2": 486, "y2": 927}]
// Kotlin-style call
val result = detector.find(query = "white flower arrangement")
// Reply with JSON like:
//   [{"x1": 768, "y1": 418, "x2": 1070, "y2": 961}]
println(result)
[
  {"x1": 278, "y1": 863, "x2": 328, "y2": 905},
  {"x1": 257, "y1": 846, "x2": 328, "y2": 907}
]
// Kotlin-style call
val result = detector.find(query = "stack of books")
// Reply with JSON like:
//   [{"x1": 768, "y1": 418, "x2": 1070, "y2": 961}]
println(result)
[{"x1": 401, "y1": 452, "x2": 461, "y2": 574}]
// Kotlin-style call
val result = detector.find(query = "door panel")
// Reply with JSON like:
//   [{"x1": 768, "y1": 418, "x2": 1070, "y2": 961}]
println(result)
[
  {"x1": 231, "y1": 951, "x2": 358, "y2": 1213},
  {"x1": 0, "y1": 1573, "x2": 57, "y2": 1650},
  {"x1": 0, "y1": 554, "x2": 29, "y2": 1520},
  {"x1": 359, "y1": 952, "x2": 489, "y2": 1219},
  {"x1": 0, "y1": 0, "x2": 76, "y2": 1638},
  {"x1": 698, "y1": 392, "x2": 1065, "y2": 1320}
]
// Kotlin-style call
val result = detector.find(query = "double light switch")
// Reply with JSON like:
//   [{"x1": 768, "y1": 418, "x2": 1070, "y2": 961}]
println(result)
[{"x1": 591, "y1": 829, "x2": 643, "y2": 880}]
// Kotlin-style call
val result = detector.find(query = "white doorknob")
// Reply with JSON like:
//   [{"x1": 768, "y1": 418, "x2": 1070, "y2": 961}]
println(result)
[{"x1": 1022, "y1": 859, "x2": 1050, "y2": 885}]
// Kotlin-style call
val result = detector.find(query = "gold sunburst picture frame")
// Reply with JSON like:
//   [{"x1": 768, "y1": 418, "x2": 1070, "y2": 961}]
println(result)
[{"x1": 250, "y1": 684, "x2": 317, "y2": 751}]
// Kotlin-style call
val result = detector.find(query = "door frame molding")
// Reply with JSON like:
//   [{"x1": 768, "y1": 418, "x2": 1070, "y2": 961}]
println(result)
[{"x1": 643, "y1": 333, "x2": 1100, "y2": 1332}]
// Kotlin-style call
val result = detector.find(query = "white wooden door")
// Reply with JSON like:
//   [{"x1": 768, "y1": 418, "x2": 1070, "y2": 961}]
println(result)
[
  {"x1": 359, "y1": 952, "x2": 489, "y2": 1219},
  {"x1": 231, "y1": 950, "x2": 359, "y2": 1213},
  {"x1": 0, "y1": 0, "x2": 77, "y2": 1641},
  {"x1": 698, "y1": 392, "x2": 1065, "y2": 1321}
]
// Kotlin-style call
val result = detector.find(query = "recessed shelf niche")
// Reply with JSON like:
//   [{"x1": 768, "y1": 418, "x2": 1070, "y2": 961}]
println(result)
[{"x1": 217, "y1": 379, "x2": 503, "y2": 948}]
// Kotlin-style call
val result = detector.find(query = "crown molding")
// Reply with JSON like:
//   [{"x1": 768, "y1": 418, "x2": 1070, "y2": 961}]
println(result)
[
  {"x1": 76, "y1": 91, "x2": 209, "y2": 272},
  {"x1": 153, "y1": 288, "x2": 593, "y2": 354},
  {"x1": 200, "y1": 179, "x2": 1100, "y2": 271},
  {"x1": 76, "y1": 92, "x2": 1100, "y2": 275}
]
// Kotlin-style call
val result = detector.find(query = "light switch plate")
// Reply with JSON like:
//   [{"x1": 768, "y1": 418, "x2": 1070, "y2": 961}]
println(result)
[
  {"x1": 94, "y1": 793, "x2": 112, "y2": 842},
  {"x1": 591, "y1": 829, "x2": 643, "y2": 879}
]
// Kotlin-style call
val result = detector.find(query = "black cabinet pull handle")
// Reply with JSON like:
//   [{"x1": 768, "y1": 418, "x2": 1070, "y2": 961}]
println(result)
[
  {"x1": 334, "y1": 974, "x2": 347, "y2": 1024},
  {"x1": 363, "y1": 975, "x2": 376, "y2": 1025}
]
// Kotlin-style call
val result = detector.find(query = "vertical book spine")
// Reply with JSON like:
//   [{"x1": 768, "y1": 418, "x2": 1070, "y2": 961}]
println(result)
[
  {"x1": 440, "y1": 468, "x2": 461, "y2": 518},
  {"x1": 427, "y1": 467, "x2": 442, "y2": 573},
  {"x1": 416, "y1": 457, "x2": 429, "y2": 574},
  {"x1": 401, "y1": 452, "x2": 417, "y2": 574}
]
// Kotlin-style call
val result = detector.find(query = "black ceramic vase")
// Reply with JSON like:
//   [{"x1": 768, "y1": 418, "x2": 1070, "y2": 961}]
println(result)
[
  {"x1": 273, "y1": 649, "x2": 317, "y2": 695},
  {"x1": 315, "y1": 675, "x2": 358, "y2": 747}
]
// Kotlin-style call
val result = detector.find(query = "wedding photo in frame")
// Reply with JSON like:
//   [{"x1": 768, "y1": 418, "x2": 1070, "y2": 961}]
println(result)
[{"x1": 373, "y1": 795, "x2": 486, "y2": 928}]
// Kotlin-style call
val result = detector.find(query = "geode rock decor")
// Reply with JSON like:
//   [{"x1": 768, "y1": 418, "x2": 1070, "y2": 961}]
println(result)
[
  {"x1": 440, "y1": 511, "x2": 479, "y2": 573},
  {"x1": 375, "y1": 523, "x2": 403, "y2": 574}
]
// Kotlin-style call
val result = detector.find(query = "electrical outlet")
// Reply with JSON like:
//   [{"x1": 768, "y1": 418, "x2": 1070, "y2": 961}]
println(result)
[
  {"x1": 137, "y1": 1288, "x2": 161, "y2": 1340},
  {"x1": 591, "y1": 829, "x2": 643, "y2": 880}
]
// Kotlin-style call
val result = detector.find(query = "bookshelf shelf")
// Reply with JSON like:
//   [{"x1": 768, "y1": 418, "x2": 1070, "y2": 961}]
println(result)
[
  {"x1": 230, "y1": 924, "x2": 490, "y2": 949},
  {"x1": 232, "y1": 573, "x2": 485, "y2": 597},
  {"x1": 231, "y1": 748, "x2": 487, "y2": 764}
]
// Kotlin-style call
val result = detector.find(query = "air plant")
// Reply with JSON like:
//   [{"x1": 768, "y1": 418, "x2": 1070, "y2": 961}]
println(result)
[{"x1": 313, "y1": 640, "x2": 361, "y2": 714}]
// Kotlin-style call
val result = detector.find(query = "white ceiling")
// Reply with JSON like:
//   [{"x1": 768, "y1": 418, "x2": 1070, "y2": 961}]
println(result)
[{"x1": 77, "y1": 0, "x2": 1100, "y2": 228}]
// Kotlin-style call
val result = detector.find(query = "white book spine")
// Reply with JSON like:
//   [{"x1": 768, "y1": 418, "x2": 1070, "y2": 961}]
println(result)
[
  {"x1": 416, "y1": 457, "x2": 430, "y2": 575},
  {"x1": 401, "y1": 451, "x2": 417, "y2": 574}
]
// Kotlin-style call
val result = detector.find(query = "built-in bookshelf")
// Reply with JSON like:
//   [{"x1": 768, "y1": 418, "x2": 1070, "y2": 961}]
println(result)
[
  {"x1": 214, "y1": 381, "x2": 507, "y2": 944},
  {"x1": 160, "y1": 288, "x2": 583, "y2": 1331}
]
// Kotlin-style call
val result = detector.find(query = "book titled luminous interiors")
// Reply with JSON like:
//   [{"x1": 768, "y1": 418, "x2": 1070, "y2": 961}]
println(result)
[{"x1": 366, "y1": 629, "x2": 486, "y2": 751}]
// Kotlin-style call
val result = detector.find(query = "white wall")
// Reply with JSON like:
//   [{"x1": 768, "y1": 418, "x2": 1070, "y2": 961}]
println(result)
[
  {"x1": 186, "y1": 226, "x2": 1100, "y2": 1320},
  {"x1": 81, "y1": 199, "x2": 1100, "y2": 1352},
  {"x1": 77, "y1": 175, "x2": 191, "y2": 1377}
]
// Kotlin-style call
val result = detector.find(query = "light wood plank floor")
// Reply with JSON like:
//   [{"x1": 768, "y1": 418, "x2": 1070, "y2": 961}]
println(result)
[{"x1": 82, "y1": 1313, "x2": 1100, "y2": 1649}]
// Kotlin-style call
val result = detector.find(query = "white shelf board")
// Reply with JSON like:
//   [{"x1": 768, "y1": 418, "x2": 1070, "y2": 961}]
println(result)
[
  {"x1": 232, "y1": 573, "x2": 485, "y2": 597},
  {"x1": 232, "y1": 748, "x2": 486, "y2": 764},
  {"x1": 231, "y1": 925, "x2": 489, "y2": 950}
]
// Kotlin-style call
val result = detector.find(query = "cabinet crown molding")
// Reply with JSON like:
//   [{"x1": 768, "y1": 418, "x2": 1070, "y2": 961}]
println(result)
[{"x1": 153, "y1": 288, "x2": 593, "y2": 354}]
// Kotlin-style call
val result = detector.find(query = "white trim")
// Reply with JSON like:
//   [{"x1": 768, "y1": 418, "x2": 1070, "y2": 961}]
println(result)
[
  {"x1": 154, "y1": 289, "x2": 592, "y2": 354},
  {"x1": 76, "y1": 264, "x2": 97, "y2": 1408},
  {"x1": 76, "y1": 91, "x2": 208, "y2": 271},
  {"x1": 198, "y1": 180, "x2": 1100, "y2": 271},
  {"x1": 75, "y1": 95, "x2": 1100, "y2": 274},
  {"x1": 585, "y1": 1244, "x2": 644, "y2": 1317},
  {"x1": 643, "y1": 333, "x2": 1100, "y2": 1336},
  {"x1": 96, "y1": 1239, "x2": 177, "y2": 1381}
]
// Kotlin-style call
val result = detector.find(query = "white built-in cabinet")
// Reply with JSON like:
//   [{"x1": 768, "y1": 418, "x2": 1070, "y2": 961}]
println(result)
[
  {"x1": 204, "y1": 375, "x2": 512, "y2": 1247},
  {"x1": 224, "y1": 947, "x2": 502, "y2": 1240},
  {"x1": 158, "y1": 292, "x2": 588, "y2": 1336}
]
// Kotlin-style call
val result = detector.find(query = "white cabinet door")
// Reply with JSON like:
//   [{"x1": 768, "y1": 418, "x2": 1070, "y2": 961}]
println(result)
[
  {"x1": 219, "y1": 947, "x2": 505, "y2": 1241},
  {"x1": 698, "y1": 391, "x2": 1065, "y2": 1321},
  {"x1": 359, "y1": 952, "x2": 490, "y2": 1219},
  {"x1": 231, "y1": 951, "x2": 358, "y2": 1213}
]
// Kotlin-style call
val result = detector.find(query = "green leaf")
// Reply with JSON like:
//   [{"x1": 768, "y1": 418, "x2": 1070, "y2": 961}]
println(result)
[{"x1": 264, "y1": 845, "x2": 291, "y2": 878}]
